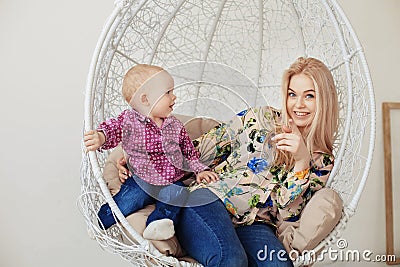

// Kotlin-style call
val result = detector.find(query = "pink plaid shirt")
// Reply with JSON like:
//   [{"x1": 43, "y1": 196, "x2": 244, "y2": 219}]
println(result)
[{"x1": 98, "y1": 109, "x2": 208, "y2": 185}]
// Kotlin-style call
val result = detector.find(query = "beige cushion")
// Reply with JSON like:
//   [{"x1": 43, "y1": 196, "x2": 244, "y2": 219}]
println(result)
[
  {"x1": 121, "y1": 204, "x2": 186, "y2": 257},
  {"x1": 277, "y1": 188, "x2": 343, "y2": 255},
  {"x1": 174, "y1": 114, "x2": 220, "y2": 141}
]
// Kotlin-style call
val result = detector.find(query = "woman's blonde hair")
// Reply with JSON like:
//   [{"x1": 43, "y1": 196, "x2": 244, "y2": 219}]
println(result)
[
  {"x1": 275, "y1": 57, "x2": 338, "y2": 169},
  {"x1": 122, "y1": 64, "x2": 164, "y2": 104}
]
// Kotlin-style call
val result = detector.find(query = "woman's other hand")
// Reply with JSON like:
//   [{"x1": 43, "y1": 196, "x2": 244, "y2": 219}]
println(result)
[
  {"x1": 116, "y1": 156, "x2": 131, "y2": 183},
  {"x1": 196, "y1": 170, "x2": 219, "y2": 184}
]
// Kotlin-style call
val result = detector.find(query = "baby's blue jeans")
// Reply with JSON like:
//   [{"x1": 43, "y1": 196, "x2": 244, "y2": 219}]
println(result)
[{"x1": 97, "y1": 174, "x2": 188, "y2": 229}]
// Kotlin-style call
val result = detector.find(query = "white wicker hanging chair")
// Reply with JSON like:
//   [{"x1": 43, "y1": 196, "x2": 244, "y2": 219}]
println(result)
[{"x1": 79, "y1": 0, "x2": 375, "y2": 266}]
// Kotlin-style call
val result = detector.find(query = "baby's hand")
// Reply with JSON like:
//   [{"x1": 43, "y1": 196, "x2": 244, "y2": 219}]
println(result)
[
  {"x1": 84, "y1": 130, "x2": 106, "y2": 151},
  {"x1": 196, "y1": 170, "x2": 219, "y2": 184}
]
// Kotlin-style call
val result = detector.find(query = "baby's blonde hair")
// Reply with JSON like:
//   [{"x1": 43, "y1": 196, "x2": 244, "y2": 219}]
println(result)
[{"x1": 122, "y1": 64, "x2": 165, "y2": 103}]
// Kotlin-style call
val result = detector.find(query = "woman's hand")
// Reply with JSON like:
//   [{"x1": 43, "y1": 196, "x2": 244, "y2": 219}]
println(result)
[
  {"x1": 116, "y1": 156, "x2": 131, "y2": 183},
  {"x1": 196, "y1": 170, "x2": 219, "y2": 184},
  {"x1": 273, "y1": 119, "x2": 311, "y2": 172}
]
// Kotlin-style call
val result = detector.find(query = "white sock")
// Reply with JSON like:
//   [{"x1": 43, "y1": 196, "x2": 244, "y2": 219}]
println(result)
[{"x1": 142, "y1": 218, "x2": 175, "y2": 241}]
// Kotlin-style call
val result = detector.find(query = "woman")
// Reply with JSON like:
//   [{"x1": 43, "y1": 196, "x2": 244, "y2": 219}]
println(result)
[{"x1": 116, "y1": 57, "x2": 339, "y2": 266}]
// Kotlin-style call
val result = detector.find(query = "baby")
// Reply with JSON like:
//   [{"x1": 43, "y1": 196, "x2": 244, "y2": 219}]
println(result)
[{"x1": 84, "y1": 64, "x2": 218, "y2": 240}]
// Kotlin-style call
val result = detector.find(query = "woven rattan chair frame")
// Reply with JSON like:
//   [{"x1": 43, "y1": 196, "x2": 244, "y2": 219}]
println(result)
[{"x1": 79, "y1": 0, "x2": 375, "y2": 266}]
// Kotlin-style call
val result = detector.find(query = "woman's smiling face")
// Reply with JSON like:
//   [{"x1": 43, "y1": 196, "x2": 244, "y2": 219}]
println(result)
[{"x1": 286, "y1": 73, "x2": 316, "y2": 131}]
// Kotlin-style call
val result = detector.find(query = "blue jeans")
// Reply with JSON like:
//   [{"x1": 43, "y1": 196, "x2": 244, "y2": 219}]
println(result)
[
  {"x1": 97, "y1": 175, "x2": 189, "y2": 229},
  {"x1": 176, "y1": 188, "x2": 293, "y2": 267}
]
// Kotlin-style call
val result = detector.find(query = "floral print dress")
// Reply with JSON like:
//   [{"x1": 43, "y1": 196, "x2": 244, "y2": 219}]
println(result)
[{"x1": 191, "y1": 106, "x2": 334, "y2": 227}]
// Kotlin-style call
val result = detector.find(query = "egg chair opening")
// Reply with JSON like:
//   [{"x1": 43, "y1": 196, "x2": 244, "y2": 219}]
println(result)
[{"x1": 79, "y1": 0, "x2": 375, "y2": 266}]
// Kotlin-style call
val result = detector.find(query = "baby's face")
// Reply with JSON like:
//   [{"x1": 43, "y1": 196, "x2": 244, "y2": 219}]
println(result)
[{"x1": 144, "y1": 71, "x2": 176, "y2": 120}]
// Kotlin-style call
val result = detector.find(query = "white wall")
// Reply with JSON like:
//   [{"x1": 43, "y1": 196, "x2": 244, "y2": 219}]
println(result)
[{"x1": 0, "y1": 0, "x2": 398, "y2": 266}]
